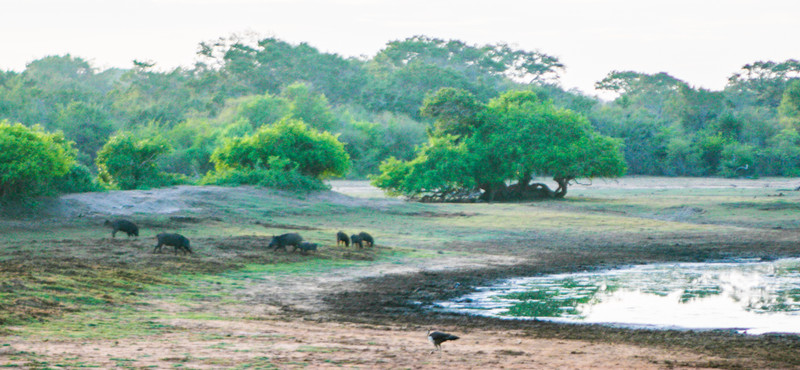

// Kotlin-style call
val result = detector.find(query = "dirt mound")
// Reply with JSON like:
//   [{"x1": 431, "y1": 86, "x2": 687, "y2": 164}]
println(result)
[{"x1": 51, "y1": 184, "x2": 400, "y2": 219}]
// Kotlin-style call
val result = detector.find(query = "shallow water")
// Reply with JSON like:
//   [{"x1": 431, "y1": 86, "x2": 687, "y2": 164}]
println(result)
[{"x1": 435, "y1": 258, "x2": 800, "y2": 334}]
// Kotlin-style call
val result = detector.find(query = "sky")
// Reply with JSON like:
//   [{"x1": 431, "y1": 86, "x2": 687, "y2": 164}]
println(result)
[{"x1": 2, "y1": 0, "x2": 799, "y2": 97}]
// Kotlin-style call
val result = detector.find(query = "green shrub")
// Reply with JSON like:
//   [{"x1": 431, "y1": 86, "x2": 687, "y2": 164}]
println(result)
[
  {"x1": 211, "y1": 118, "x2": 350, "y2": 179},
  {"x1": 96, "y1": 131, "x2": 174, "y2": 190},
  {"x1": 53, "y1": 163, "x2": 102, "y2": 194},
  {"x1": 0, "y1": 121, "x2": 75, "y2": 199},
  {"x1": 202, "y1": 157, "x2": 328, "y2": 192}
]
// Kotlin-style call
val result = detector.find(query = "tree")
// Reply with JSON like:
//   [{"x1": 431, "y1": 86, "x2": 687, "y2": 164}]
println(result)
[
  {"x1": 726, "y1": 59, "x2": 800, "y2": 108},
  {"x1": 96, "y1": 132, "x2": 174, "y2": 190},
  {"x1": 362, "y1": 36, "x2": 564, "y2": 118},
  {"x1": 196, "y1": 35, "x2": 366, "y2": 104},
  {"x1": 419, "y1": 87, "x2": 482, "y2": 138},
  {"x1": 109, "y1": 65, "x2": 197, "y2": 127},
  {"x1": 595, "y1": 71, "x2": 685, "y2": 119},
  {"x1": 233, "y1": 93, "x2": 291, "y2": 128},
  {"x1": 282, "y1": 82, "x2": 338, "y2": 131},
  {"x1": 210, "y1": 118, "x2": 349, "y2": 179},
  {"x1": 373, "y1": 89, "x2": 626, "y2": 201},
  {"x1": 374, "y1": 36, "x2": 564, "y2": 84},
  {"x1": 671, "y1": 85, "x2": 724, "y2": 132},
  {"x1": 778, "y1": 79, "x2": 800, "y2": 125},
  {"x1": 54, "y1": 101, "x2": 114, "y2": 165},
  {"x1": 372, "y1": 136, "x2": 477, "y2": 201},
  {"x1": 334, "y1": 107, "x2": 428, "y2": 178},
  {"x1": 0, "y1": 121, "x2": 75, "y2": 199},
  {"x1": 478, "y1": 91, "x2": 626, "y2": 199}
]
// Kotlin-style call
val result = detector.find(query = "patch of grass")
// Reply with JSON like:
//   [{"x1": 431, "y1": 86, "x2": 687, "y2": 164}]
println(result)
[
  {"x1": 295, "y1": 345, "x2": 340, "y2": 353},
  {"x1": 14, "y1": 308, "x2": 178, "y2": 340},
  {"x1": 233, "y1": 356, "x2": 278, "y2": 369}
]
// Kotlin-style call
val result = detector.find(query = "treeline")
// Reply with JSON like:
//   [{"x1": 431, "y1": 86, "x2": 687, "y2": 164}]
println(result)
[{"x1": 1, "y1": 34, "x2": 799, "y2": 198}]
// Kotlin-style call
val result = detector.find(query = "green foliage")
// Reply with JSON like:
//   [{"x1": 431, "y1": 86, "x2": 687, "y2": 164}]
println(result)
[
  {"x1": 110, "y1": 66, "x2": 197, "y2": 126},
  {"x1": 778, "y1": 79, "x2": 800, "y2": 127},
  {"x1": 54, "y1": 101, "x2": 115, "y2": 165},
  {"x1": 662, "y1": 135, "x2": 700, "y2": 176},
  {"x1": 374, "y1": 89, "x2": 626, "y2": 201},
  {"x1": 760, "y1": 128, "x2": 800, "y2": 176},
  {"x1": 374, "y1": 35, "x2": 564, "y2": 83},
  {"x1": 720, "y1": 142, "x2": 758, "y2": 178},
  {"x1": 420, "y1": 87, "x2": 482, "y2": 137},
  {"x1": 235, "y1": 93, "x2": 291, "y2": 128},
  {"x1": 482, "y1": 90, "x2": 626, "y2": 183},
  {"x1": 696, "y1": 133, "x2": 728, "y2": 174},
  {"x1": 590, "y1": 106, "x2": 672, "y2": 175},
  {"x1": 157, "y1": 119, "x2": 220, "y2": 177},
  {"x1": 53, "y1": 163, "x2": 101, "y2": 194},
  {"x1": 3, "y1": 36, "x2": 800, "y2": 180},
  {"x1": 196, "y1": 36, "x2": 366, "y2": 105},
  {"x1": 95, "y1": 131, "x2": 179, "y2": 190},
  {"x1": 726, "y1": 59, "x2": 800, "y2": 108},
  {"x1": 362, "y1": 36, "x2": 563, "y2": 118},
  {"x1": 0, "y1": 121, "x2": 75, "y2": 199},
  {"x1": 201, "y1": 157, "x2": 328, "y2": 192},
  {"x1": 672, "y1": 85, "x2": 724, "y2": 132},
  {"x1": 372, "y1": 136, "x2": 475, "y2": 198},
  {"x1": 210, "y1": 119, "x2": 349, "y2": 181},
  {"x1": 335, "y1": 107, "x2": 427, "y2": 178},
  {"x1": 282, "y1": 82, "x2": 338, "y2": 131}
]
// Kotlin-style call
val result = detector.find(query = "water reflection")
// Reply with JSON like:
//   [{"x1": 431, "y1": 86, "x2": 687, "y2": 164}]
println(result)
[{"x1": 435, "y1": 258, "x2": 800, "y2": 334}]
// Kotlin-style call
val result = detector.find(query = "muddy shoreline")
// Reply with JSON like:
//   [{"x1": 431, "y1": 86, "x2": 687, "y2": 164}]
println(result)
[{"x1": 322, "y1": 238, "x2": 800, "y2": 367}]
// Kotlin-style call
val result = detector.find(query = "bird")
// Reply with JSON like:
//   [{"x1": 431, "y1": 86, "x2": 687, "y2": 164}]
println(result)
[{"x1": 427, "y1": 329, "x2": 459, "y2": 353}]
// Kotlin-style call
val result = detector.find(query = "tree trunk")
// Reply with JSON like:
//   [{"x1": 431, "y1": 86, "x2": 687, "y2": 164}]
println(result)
[
  {"x1": 553, "y1": 176, "x2": 572, "y2": 199},
  {"x1": 479, "y1": 182, "x2": 508, "y2": 202},
  {"x1": 516, "y1": 172, "x2": 532, "y2": 196}
]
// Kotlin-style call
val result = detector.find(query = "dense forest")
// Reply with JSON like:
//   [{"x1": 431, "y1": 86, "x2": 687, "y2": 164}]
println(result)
[{"x1": 1, "y1": 34, "x2": 799, "y2": 199}]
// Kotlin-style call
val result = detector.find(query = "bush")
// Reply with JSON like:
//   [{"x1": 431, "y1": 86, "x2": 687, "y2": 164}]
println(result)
[
  {"x1": 211, "y1": 118, "x2": 350, "y2": 179},
  {"x1": 720, "y1": 142, "x2": 758, "y2": 178},
  {"x1": 202, "y1": 157, "x2": 328, "y2": 192},
  {"x1": 0, "y1": 121, "x2": 75, "y2": 199},
  {"x1": 53, "y1": 163, "x2": 101, "y2": 194},
  {"x1": 96, "y1": 131, "x2": 176, "y2": 190}
]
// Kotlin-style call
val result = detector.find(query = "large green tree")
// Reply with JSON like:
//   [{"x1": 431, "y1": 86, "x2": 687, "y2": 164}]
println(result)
[{"x1": 373, "y1": 89, "x2": 626, "y2": 201}]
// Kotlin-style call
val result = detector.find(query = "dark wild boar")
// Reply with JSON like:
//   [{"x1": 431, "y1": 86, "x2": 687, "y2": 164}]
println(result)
[
  {"x1": 350, "y1": 234, "x2": 363, "y2": 249},
  {"x1": 297, "y1": 242, "x2": 318, "y2": 254},
  {"x1": 105, "y1": 219, "x2": 139, "y2": 238},
  {"x1": 336, "y1": 231, "x2": 350, "y2": 247},
  {"x1": 358, "y1": 232, "x2": 374, "y2": 247},
  {"x1": 153, "y1": 233, "x2": 192, "y2": 255},
  {"x1": 268, "y1": 233, "x2": 303, "y2": 251}
]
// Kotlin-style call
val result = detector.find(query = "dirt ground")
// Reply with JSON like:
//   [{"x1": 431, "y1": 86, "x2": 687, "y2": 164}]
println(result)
[
  {"x1": 3, "y1": 316, "x2": 730, "y2": 369},
  {"x1": 3, "y1": 178, "x2": 800, "y2": 368}
]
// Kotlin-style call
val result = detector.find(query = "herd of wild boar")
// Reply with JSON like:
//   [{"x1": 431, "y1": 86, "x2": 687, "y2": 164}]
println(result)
[{"x1": 104, "y1": 218, "x2": 375, "y2": 256}]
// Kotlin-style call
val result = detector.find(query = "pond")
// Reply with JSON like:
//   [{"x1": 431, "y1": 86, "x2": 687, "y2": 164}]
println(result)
[{"x1": 434, "y1": 258, "x2": 800, "y2": 335}]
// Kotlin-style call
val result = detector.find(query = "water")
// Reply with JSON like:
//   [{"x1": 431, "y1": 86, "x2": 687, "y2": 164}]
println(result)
[{"x1": 434, "y1": 258, "x2": 800, "y2": 335}]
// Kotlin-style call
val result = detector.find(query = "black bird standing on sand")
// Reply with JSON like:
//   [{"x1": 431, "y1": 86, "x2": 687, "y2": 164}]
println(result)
[{"x1": 428, "y1": 329, "x2": 459, "y2": 353}]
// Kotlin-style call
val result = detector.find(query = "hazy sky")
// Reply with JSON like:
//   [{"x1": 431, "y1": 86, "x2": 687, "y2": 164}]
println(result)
[{"x1": 3, "y1": 0, "x2": 799, "y2": 96}]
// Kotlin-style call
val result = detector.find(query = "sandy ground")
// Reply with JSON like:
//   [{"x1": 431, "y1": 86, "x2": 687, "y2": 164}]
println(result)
[
  {"x1": 561, "y1": 176, "x2": 800, "y2": 190},
  {"x1": 3, "y1": 317, "x2": 723, "y2": 369}
]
